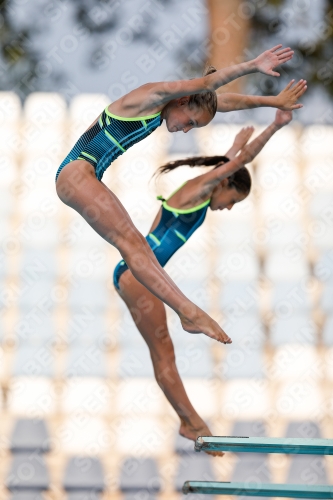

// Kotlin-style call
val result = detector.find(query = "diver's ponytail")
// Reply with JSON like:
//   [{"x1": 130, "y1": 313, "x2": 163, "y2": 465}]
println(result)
[
  {"x1": 157, "y1": 155, "x2": 251, "y2": 195},
  {"x1": 203, "y1": 65, "x2": 217, "y2": 76},
  {"x1": 157, "y1": 155, "x2": 230, "y2": 175}
]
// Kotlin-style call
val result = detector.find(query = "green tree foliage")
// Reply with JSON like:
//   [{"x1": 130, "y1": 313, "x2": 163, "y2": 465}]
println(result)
[
  {"x1": 250, "y1": 0, "x2": 333, "y2": 97},
  {"x1": 0, "y1": 0, "x2": 39, "y2": 97}
]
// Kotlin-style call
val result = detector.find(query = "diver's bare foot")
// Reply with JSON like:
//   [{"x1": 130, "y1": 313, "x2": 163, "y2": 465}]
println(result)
[
  {"x1": 179, "y1": 420, "x2": 224, "y2": 458},
  {"x1": 180, "y1": 307, "x2": 232, "y2": 344}
]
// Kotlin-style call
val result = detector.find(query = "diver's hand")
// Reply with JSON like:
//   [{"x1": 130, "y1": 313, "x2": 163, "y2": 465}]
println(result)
[{"x1": 254, "y1": 44, "x2": 294, "y2": 76}]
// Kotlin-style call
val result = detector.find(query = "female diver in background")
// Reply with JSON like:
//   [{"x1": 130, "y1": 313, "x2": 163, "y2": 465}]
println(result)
[
  {"x1": 55, "y1": 44, "x2": 304, "y2": 345},
  {"x1": 113, "y1": 110, "x2": 293, "y2": 452}
]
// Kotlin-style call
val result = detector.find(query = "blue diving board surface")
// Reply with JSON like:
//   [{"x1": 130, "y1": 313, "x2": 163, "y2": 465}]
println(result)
[
  {"x1": 195, "y1": 436, "x2": 333, "y2": 455},
  {"x1": 183, "y1": 481, "x2": 333, "y2": 498}
]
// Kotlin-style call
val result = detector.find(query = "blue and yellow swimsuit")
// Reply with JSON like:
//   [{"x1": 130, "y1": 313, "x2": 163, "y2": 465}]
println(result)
[
  {"x1": 113, "y1": 184, "x2": 211, "y2": 289},
  {"x1": 56, "y1": 106, "x2": 162, "y2": 181}
]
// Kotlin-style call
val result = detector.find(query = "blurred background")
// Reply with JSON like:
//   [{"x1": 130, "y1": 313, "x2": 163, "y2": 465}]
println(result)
[{"x1": 0, "y1": 0, "x2": 333, "y2": 498}]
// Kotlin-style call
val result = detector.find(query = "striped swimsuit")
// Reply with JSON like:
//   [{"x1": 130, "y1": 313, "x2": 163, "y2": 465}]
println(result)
[
  {"x1": 56, "y1": 107, "x2": 162, "y2": 181},
  {"x1": 113, "y1": 183, "x2": 211, "y2": 289}
]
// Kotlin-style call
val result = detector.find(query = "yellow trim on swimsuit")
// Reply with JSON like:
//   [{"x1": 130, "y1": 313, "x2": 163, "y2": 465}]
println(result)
[
  {"x1": 104, "y1": 106, "x2": 161, "y2": 121},
  {"x1": 157, "y1": 181, "x2": 211, "y2": 215}
]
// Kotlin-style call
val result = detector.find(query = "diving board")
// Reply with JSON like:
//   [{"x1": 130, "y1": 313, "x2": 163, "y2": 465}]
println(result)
[
  {"x1": 183, "y1": 481, "x2": 333, "y2": 498},
  {"x1": 195, "y1": 436, "x2": 333, "y2": 455}
]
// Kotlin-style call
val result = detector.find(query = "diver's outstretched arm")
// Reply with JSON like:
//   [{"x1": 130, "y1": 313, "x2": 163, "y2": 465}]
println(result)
[
  {"x1": 117, "y1": 45, "x2": 295, "y2": 115},
  {"x1": 192, "y1": 110, "x2": 293, "y2": 194},
  {"x1": 217, "y1": 79, "x2": 307, "y2": 113},
  {"x1": 225, "y1": 126, "x2": 255, "y2": 160}
]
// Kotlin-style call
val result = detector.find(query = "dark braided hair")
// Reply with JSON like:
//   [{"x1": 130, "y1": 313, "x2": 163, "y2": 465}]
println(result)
[
  {"x1": 157, "y1": 155, "x2": 251, "y2": 194},
  {"x1": 158, "y1": 155, "x2": 230, "y2": 174},
  {"x1": 224, "y1": 166, "x2": 252, "y2": 195},
  {"x1": 188, "y1": 65, "x2": 217, "y2": 118}
]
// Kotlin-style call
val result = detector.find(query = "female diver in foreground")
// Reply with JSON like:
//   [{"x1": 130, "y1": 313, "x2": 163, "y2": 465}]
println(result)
[
  {"x1": 56, "y1": 44, "x2": 303, "y2": 344},
  {"x1": 113, "y1": 110, "x2": 293, "y2": 453}
]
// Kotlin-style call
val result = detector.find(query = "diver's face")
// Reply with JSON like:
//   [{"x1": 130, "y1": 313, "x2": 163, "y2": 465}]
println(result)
[
  {"x1": 210, "y1": 184, "x2": 248, "y2": 211},
  {"x1": 164, "y1": 98, "x2": 212, "y2": 133}
]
